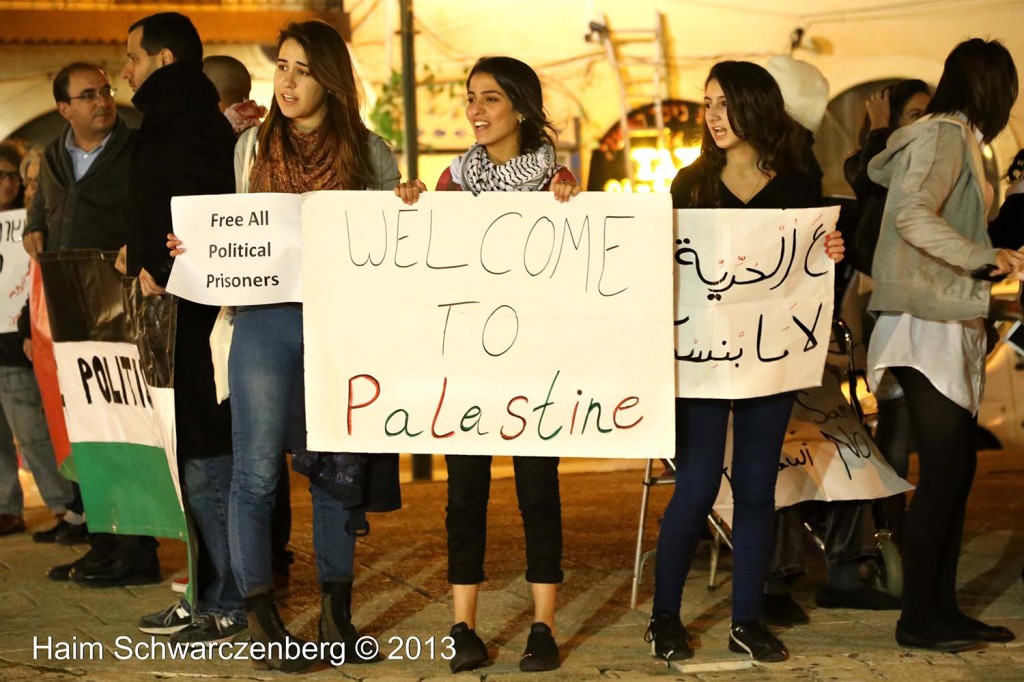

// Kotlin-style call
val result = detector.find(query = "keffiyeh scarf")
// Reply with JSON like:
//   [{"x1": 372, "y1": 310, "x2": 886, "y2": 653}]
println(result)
[{"x1": 450, "y1": 143, "x2": 558, "y2": 195}]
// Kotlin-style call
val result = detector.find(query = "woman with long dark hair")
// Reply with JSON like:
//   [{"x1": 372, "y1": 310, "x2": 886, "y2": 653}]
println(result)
[
  {"x1": 867, "y1": 38, "x2": 1020, "y2": 652},
  {"x1": 173, "y1": 20, "x2": 401, "y2": 671},
  {"x1": 646, "y1": 60, "x2": 844, "y2": 664},
  {"x1": 395, "y1": 55, "x2": 579, "y2": 674}
]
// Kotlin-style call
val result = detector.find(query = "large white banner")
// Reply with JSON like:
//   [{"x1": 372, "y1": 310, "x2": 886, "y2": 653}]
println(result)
[
  {"x1": 303, "y1": 191, "x2": 676, "y2": 458},
  {"x1": 166, "y1": 193, "x2": 302, "y2": 305},
  {"x1": 714, "y1": 367, "x2": 913, "y2": 522},
  {"x1": 675, "y1": 207, "x2": 840, "y2": 399},
  {"x1": 0, "y1": 209, "x2": 30, "y2": 333}
]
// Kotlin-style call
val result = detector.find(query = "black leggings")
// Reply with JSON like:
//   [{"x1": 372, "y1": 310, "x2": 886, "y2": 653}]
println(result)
[
  {"x1": 445, "y1": 454, "x2": 563, "y2": 585},
  {"x1": 891, "y1": 366, "x2": 977, "y2": 629}
]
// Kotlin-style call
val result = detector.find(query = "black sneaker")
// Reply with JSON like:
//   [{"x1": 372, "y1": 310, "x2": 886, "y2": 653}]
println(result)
[
  {"x1": 137, "y1": 601, "x2": 192, "y2": 635},
  {"x1": 449, "y1": 622, "x2": 488, "y2": 673},
  {"x1": 644, "y1": 611, "x2": 693, "y2": 662},
  {"x1": 170, "y1": 614, "x2": 247, "y2": 644},
  {"x1": 728, "y1": 620, "x2": 789, "y2": 662},
  {"x1": 519, "y1": 622, "x2": 559, "y2": 672}
]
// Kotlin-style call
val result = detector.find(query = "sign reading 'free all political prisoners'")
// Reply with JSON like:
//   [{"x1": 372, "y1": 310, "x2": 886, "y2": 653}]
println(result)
[
  {"x1": 674, "y1": 206, "x2": 840, "y2": 400},
  {"x1": 167, "y1": 193, "x2": 302, "y2": 305}
]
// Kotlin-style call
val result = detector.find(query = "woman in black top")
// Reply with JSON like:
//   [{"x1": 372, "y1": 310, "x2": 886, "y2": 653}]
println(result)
[
  {"x1": 844, "y1": 79, "x2": 931, "y2": 274},
  {"x1": 646, "y1": 60, "x2": 843, "y2": 665}
]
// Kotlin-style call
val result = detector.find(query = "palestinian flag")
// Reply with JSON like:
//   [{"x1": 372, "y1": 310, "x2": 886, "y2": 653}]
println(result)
[{"x1": 40, "y1": 250, "x2": 184, "y2": 539}]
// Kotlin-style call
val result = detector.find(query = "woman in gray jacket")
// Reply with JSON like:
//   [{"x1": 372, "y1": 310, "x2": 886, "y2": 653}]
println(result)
[{"x1": 867, "y1": 38, "x2": 1020, "y2": 652}]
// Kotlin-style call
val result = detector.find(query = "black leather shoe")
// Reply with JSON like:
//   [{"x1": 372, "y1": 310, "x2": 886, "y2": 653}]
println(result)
[
  {"x1": 895, "y1": 621, "x2": 983, "y2": 652},
  {"x1": 947, "y1": 615, "x2": 1015, "y2": 643},
  {"x1": 449, "y1": 622, "x2": 488, "y2": 673},
  {"x1": 763, "y1": 593, "x2": 809, "y2": 625},
  {"x1": 815, "y1": 586, "x2": 901, "y2": 611},
  {"x1": 520, "y1": 622, "x2": 559, "y2": 672},
  {"x1": 47, "y1": 551, "x2": 103, "y2": 581},
  {"x1": 71, "y1": 558, "x2": 161, "y2": 588},
  {"x1": 33, "y1": 519, "x2": 89, "y2": 545}
]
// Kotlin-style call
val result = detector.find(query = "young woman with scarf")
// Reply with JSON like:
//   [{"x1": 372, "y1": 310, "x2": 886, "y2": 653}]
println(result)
[
  {"x1": 645, "y1": 60, "x2": 845, "y2": 665},
  {"x1": 170, "y1": 20, "x2": 401, "y2": 672},
  {"x1": 394, "y1": 55, "x2": 579, "y2": 674}
]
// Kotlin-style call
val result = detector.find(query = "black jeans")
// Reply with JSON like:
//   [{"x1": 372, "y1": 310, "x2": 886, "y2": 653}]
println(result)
[
  {"x1": 653, "y1": 393, "x2": 795, "y2": 622},
  {"x1": 445, "y1": 454, "x2": 562, "y2": 585},
  {"x1": 891, "y1": 366, "x2": 977, "y2": 630}
]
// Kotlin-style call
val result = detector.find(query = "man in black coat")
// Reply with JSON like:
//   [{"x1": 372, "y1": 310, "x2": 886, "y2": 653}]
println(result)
[{"x1": 116, "y1": 12, "x2": 243, "y2": 643}]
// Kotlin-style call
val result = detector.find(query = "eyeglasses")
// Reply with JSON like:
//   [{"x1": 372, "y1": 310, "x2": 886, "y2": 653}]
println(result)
[
  {"x1": 0, "y1": 170, "x2": 20, "y2": 182},
  {"x1": 67, "y1": 86, "x2": 116, "y2": 103}
]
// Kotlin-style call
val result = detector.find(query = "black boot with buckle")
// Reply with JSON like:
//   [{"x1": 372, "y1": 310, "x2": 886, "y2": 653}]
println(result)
[
  {"x1": 320, "y1": 579, "x2": 380, "y2": 664},
  {"x1": 245, "y1": 588, "x2": 323, "y2": 673}
]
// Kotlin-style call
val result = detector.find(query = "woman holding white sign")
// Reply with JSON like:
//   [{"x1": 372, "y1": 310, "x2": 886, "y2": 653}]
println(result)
[
  {"x1": 867, "y1": 39, "x2": 1020, "y2": 651},
  {"x1": 172, "y1": 20, "x2": 401, "y2": 672},
  {"x1": 647, "y1": 60, "x2": 845, "y2": 664},
  {"x1": 395, "y1": 55, "x2": 579, "y2": 674}
]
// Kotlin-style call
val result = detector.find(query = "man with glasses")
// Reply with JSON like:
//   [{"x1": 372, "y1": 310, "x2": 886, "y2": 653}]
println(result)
[
  {"x1": 23, "y1": 62, "x2": 154, "y2": 582},
  {"x1": 25, "y1": 63, "x2": 132, "y2": 256}
]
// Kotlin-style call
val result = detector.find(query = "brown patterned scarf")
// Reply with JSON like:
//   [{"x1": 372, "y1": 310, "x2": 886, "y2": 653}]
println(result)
[{"x1": 249, "y1": 121, "x2": 342, "y2": 193}]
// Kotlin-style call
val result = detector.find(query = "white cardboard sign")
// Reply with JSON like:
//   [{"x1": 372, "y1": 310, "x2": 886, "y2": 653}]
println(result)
[
  {"x1": 0, "y1": 209, "x2": 30, "y2": 333},
  {"x1": 167, "y1": 193, "x2": 302, "y2": 305},
  {"x1": 302, "y1": 190, "x2": 676, "y2": 458},
  {"x1": 675, "y1": 207, "x2": 840, "y2": 399}
]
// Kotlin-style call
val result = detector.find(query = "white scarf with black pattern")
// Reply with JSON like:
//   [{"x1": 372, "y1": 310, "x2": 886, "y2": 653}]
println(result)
[{"x1": 450, "y1": 143, "x2": 557, "y2": 194}]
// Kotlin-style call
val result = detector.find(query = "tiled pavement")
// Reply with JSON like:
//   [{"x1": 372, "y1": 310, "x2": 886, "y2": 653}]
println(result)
[{"x1": 1, "y1": 453, "x2": 1023, "y2": 681}]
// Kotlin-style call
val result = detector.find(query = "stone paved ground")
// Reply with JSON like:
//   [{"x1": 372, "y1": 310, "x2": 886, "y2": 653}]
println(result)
[{"x1": 1, "y1": 452, "x2": 1022, "y2": 681}]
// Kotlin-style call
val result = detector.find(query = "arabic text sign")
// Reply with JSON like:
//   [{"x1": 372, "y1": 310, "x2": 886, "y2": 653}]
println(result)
[
  {"x1": 0, "y1": 209, "x2": 30, "y2": 333},
  {"x1": 302, "y1": 190, "x2": 676, "y2": 458},
  {"x1": 714, "y1": 367, "x2": 913, "y2": 522},
  {"x1": 675, "y1": 207, "x2": 840, "y2": 399},
  {"x1": 166, "y1": 193, "x2": 302, "y2": 305}
]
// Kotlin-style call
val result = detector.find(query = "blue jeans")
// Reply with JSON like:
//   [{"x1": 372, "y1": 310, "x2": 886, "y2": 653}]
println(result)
[
  {"x1": 0, "y1": 364, "x2": 73, "y2": 516},
  {"x1": 228, "y1": 305, "x2": 354, "y2": 595},
  {"x1": 311, "y1": 484, "x2": 355, "y2": 582},
  {"x1": 184, "y1": 454, "x2": 243, "y2": 622},
  {"x1": 653, "y1": 393, "x2": 795, "y2": 622}
]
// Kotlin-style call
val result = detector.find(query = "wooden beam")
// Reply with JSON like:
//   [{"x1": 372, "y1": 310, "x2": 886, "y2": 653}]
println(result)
[{"x1": 0, "y1": 8, "x2": 350, "y2": 45}]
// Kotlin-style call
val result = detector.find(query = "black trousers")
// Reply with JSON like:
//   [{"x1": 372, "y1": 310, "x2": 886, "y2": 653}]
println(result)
[
  {"x1": 89, "y1": 532, "x2": 159, "y2": 570},
  {"x1": 445, "y1": 454, "x2": 562, "y2": 585},
  {"x1": 891, "y1": 366, "x2": 977, "y2": 629}
]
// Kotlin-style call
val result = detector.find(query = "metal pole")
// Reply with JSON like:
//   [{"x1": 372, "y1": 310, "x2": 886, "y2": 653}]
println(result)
[
  {"x1": 400, "y1": 0, "x2": 431, "y2": 481},
  {"x1": 400, "y1": 0, "x2": 419, "y2": 183}
]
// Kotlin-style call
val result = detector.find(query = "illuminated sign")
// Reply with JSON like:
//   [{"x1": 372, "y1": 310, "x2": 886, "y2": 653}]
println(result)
[{"x1": 587, "y1": 100, "x2": 704, "y2": 193}]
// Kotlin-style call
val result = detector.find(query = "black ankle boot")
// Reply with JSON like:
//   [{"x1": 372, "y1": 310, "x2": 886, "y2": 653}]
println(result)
[
  {"x1": 320, "y1": 579, "x2": 380, "y2": 664},
  {"x1": 245, "y1": 588, "x2": 323, "y2": 673}
]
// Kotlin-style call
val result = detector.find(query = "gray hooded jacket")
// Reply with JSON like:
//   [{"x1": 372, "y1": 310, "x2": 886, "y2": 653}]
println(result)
[{"x1": 867, "y1": 114, "x2": 997, "y2": 321}]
